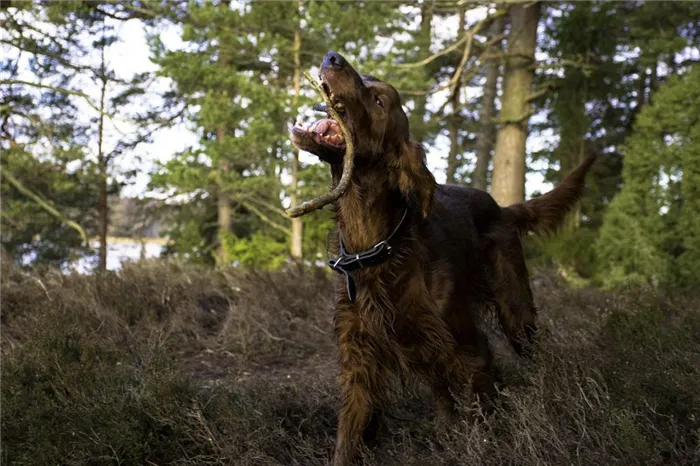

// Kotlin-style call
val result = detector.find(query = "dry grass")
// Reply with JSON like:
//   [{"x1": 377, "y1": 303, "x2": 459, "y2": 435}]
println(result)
[{"x1": 2, "y1": 256, "x2": 700, "y2": 465}]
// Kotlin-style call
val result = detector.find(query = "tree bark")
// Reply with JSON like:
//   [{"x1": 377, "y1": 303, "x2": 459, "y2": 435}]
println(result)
[
  {"x1": 216, "y1": 35, "x2": 233, "y2": 267},
  {"x1": 445, "y1": 6, "x2": 466, "y2": 185},
  {"x1": 97, "y1": 27, "x2": 108, "y2": 272},
  {"x1": 472, "y1": 16, "x2": 505, "y2": 192},
  {"x1": 490, "y1": 2, "x2": 540, "y2": 206},
  {"x1": 411, "y1": 1, "x2": 434, "y2": 143},
  {"x1": 289, "y1": 2, "x2": 304, "y2": 261},
  {"x1": 217, "y1": 143, "x2": 231, "y2": 267}
]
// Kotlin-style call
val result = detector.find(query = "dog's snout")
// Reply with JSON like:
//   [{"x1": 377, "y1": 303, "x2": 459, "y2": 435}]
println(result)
[{"x1": 322, "y1": 51, "x2": 346, "y2": 70}]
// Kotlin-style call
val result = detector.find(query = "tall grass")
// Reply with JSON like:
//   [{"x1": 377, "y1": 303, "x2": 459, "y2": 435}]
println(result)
[{"x1": 2, "y1": 256, "x2": 699, "y2": 465}]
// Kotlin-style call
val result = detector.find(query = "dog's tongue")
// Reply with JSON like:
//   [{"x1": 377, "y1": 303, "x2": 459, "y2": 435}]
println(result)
[
  {"x1": 310, "y1": 118, "x2": 339, "y2": 137},
  {"x1": 307, "y1": 118, "x2": 344, "y2": 146}
]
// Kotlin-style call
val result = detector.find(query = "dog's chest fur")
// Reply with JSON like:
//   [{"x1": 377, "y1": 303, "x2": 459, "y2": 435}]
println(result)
[{"x1": 333, "y1": 259, "x2": 455, "y2": 371}]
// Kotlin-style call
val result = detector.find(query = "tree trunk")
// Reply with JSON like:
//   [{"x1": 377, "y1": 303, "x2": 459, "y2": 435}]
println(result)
[
  {"x1": 445, "y1": 112, "x2": 460, "y2": 184},
  {"x1": 217, "y1": 129, "x2": 231, "y2": 267},
  {"x1": 289, "y1": 4, "x2": 303, "y2": 261},
  {"x1": 97, "y1": 28, "x2": 108, "y2": 272},
  {"x1": 445, "y1": 6, "x2": 466, "y2": 185},
  {"x1": 411, "y1": 1, "x2": 434, "y2": 143},
  {"x1": 472, "y1": 16, "x2": 505, "y2": 192},
  {"x1": 636, "y1": 66, "x2": 647, "y2": 110},
  {"x1": 490, "y1": 2, "x2": 540, "y2": 206},
  {"x1": 216, "y1": 37, "x2": 233, "y2": 267}
]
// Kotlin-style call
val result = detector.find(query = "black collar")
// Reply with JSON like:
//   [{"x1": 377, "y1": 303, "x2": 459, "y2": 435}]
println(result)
[{"x1": 327, "y1": 205, "x2": 411, "y2": 302}]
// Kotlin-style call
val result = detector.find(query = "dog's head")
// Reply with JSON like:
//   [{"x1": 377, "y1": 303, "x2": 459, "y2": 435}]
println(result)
[{"x1": 291, "y1": 52, "x2": 435, "y2": 216}]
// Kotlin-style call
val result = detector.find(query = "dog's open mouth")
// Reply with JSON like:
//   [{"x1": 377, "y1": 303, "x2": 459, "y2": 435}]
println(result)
[
  {"x1": 292, "y1": 79, "x2": 346, "y2": 149},
  {"x1": 293, "y1": 118, "x2": 345, "y2": 148}
]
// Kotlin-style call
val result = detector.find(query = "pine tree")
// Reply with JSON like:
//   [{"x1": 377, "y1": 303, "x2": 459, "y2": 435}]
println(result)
[
  {"x1": 148, "y1": 0, "x2": 401, "y2": 267},
  {"x1": 471, "y1": 15, "x2": 504, "y2": 191},
  {"x1": 1, "y1": 2, "x2": 103, "y2": 267},
  {"x1": 595, "y1": 65, "x2": 700, "y2": 289}
]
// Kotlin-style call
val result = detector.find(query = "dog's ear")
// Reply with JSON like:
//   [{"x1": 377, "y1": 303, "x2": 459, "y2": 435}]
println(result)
[{"x1": 395, "y1": 141, "x2": 435, "y2": 218}]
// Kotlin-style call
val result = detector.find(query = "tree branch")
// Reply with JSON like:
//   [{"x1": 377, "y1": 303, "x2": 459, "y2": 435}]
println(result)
[
  {"x1": 241, "y1": 194, "x2": 290, "y2": 219},
  {"x1": 0, "y1": 39, "x2": 98, "y2": 75},
  {"x1": 533, "y1": 59, "x2": 596, "y2": 76},
  {"x1": 286, "y1": 72, "x2": 355, "y2": 218},
  {"x1": 492, "y1": 109, "x2": 535, "y2": 125},
  {"x1": 396, "y1": 34, "x2": 469, "y2": 70},
  {"x1": 399, "y1": 10, "x2": 508, "y2": 102},
  {"x1": 527, "y1": 81, "x2": 556, "y2": 102},
  {"x1": 427, "y1": 0, "x2": 528, "y2": 8},
  {"x1": 0, "y1": 167, "x2": 90, "y2": 247},
  {"x1": 235, "y1": 197, "x2": 291, "y2": 236},
  {"x1": 0, "y1": 79, "x2": 110, "y2": 116}
]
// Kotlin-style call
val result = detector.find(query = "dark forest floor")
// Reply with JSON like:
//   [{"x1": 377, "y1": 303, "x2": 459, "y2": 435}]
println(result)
[{"x1": 2, "y1": 256, "x2": 700, "y2": 465}]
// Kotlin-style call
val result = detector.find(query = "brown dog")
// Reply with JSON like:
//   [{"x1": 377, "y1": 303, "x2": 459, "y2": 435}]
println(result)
[{"x1": 291, "y1": 51, "x2": 595, "y2": 466}]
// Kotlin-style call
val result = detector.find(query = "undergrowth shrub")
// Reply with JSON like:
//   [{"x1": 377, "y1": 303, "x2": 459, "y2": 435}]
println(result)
[{"x1": 2, "y1": 259, "x2": 699, "y2": 465}]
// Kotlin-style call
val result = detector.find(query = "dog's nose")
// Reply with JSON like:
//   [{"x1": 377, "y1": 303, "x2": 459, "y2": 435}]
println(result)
[{"x1": 322, "y1": 51, "x2": 346, "y2": 70}]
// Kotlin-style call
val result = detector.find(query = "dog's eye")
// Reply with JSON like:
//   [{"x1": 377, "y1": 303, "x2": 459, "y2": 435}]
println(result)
[{"x1": 375, "y1": 96, "x2": 383, "y2": 108}]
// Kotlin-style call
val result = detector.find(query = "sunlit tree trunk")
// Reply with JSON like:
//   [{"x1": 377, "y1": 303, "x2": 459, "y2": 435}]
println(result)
[
  {"x1": 97, "y1": 24, "x2": 108, "y2": 272},
  {"x1": 215, "y1": 35, "x2": 233, "y2": 267},
  {"x1": 289, "y1": 2, "x2": 304, "y2": 262},
  {"x1": 411, "y1": 1, "x2": 434, "y2": 143},
  {"x1": 445, "y1": 6, "x2": 466, "y2": 185},
  {"x1": 491, "y1": 2, "x2": 540, "y2": 206},
  {"x1": 472, "y1": 16, "x2": 505, "y2": 192}
]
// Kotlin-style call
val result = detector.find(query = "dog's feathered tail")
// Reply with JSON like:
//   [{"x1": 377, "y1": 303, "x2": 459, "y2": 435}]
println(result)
[{"x1": 502, "y1": 154, "x2": 596, "y2": 236}]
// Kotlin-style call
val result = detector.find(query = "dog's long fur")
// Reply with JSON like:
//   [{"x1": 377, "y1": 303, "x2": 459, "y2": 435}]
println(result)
[{"x1": 291, "y1": 52, "x2": 595, "y2": 466}]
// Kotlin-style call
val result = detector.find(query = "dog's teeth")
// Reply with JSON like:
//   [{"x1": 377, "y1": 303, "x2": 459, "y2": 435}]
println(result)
[
  {"x1": 317, "y1": 119, "x2": 330, "y2": 136},
  {"x1": 334, "y1": 102, "x2": 345, "y2": 111}
]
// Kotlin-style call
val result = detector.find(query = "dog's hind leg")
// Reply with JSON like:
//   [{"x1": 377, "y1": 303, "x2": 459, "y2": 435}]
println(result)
[
  {"x1": 433, "y1": 345, "x2": 499, "y2": 423},
  {"x1": 487, "y1": 230, "x2": 539, "y2": 358}
]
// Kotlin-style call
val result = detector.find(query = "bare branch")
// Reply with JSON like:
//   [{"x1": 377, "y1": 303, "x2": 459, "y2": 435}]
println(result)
[
  {"x1": 0, "y1": 210, "x2": 23, "y2": 229},
  {"x1": 235, "y1": 197, "x2": 291, "y2": 236},
  {"x1": 395, "y1": 34, "x2": 468, "y2": 70},
  {"x1": 1, "y1": 79, "x2": 110, "y2": 116},
  {"x1": 241, "y1": 194, "x2": 290, "y2": 219},
  {"x1": 94, "y1": 6, "x2": 130, "y2": 21},
  {"x1": 492, "y1": 108, "x2": 535, "y2": 125},
  {"x1": 397, "y1": 9, "x2": 508, "y2": 102},
  {"x1": 0, "y1": 39, "x2": 98, "y2": 75},
  {"x1": 286, "y1": 72, "x2": 355, "y2": 218},
  {"x1": 435, "y1": 0, "x2": 539, "y2": 9},
  {"x1": 397, "y1": 7, "x2": 507, "y2": 74},
  {"x1": 533, "y1": 59, "x2": 596, "y2": 76},
  {"x1": 447, "y1": 9, "x2": 508, "y2": 99},
  {"x1": 527, "y1": 81, "x2": 556, "y2": 102},
  {"x1": 0, "y1": 167, "x2": 90, "y2": 247}
]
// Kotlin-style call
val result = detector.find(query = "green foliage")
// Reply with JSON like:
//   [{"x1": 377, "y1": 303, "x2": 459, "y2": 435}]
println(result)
[
  {"x1": 595, "y1": 66, "x2": 700, "y2": 290},
  {"x1": 1, "y1": 1, "x2": 154, "y2": 267},
  {"x1": 146, "y1": 0, "x2": 402, "y2": 265},
  {"x1": 525, "y1": 223, "x2": 599, "y2": 281},
  {"x1": 220, "y1": 231, "x2": 287, "y2": 271},
  {"x1": 297, "y1": 163, "x2": 336, "y2": 261},
  {"x1": 1, "y1": 145, "x2": 100, "y2": 267}
]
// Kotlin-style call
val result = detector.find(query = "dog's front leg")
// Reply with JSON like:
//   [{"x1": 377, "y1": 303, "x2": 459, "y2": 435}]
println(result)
[
  {"x1": 333, "y1": 369, "x2": 374, "y2": 466},
  {"x1": 332, "y1": 312, "x2": 380, "y2": 466}
]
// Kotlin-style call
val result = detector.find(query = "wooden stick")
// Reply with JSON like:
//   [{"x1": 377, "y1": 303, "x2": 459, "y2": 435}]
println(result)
[{"x1": 286, "y1": 71, "x2": 355, "y2": 218}]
